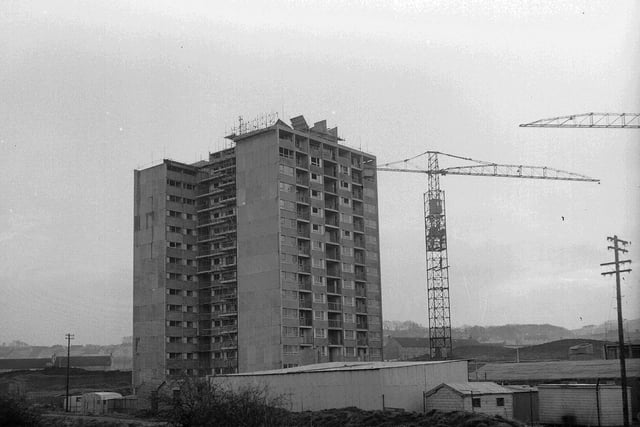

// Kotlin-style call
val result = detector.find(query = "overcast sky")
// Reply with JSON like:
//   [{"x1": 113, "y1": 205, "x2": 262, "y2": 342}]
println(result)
[{"x1": 1, "y1": 1, "x2": 638, "y2": 346}]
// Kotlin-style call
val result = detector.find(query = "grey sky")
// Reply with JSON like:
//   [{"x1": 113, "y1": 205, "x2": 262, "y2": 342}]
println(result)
[{"x1": 1, "y1": 1, "x2": 638, "y2": 345}]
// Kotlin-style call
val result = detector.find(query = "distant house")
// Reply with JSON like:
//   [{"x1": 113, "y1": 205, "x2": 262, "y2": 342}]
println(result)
[
  {"x1": 424, "y1": 382, "x2": 513, "y2": 418},
  {"x1": 384, "y1": 337, "x2": 429, "y2": 361},
  {"x1": 0, "y1": 358, "x2": 52, "y2": 373},
  {"x1": 568, "y1": 342, "x2": 594, "y2": 360},
  {"x1": 53, "y1": 355, "x2": 111, "y2": 371},
  {"x1": 81, "y1": 392, "x2": 123, "y2": 415},
  {"x1": 604, "y1": 341, "x2": 640, "y2": 360}
]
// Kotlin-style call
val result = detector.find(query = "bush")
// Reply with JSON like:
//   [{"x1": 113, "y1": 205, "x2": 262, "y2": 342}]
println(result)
[
  {"x1": 163, "y1": 377, "x2": 289, "y2": 426},
  {"x1": 0, "y1": 393, "x2": 42, "y2": 427}
]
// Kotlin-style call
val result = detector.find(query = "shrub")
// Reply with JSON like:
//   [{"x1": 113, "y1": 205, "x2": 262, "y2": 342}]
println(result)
[
  {"x1": 0, "y1": 393, "x2": 42, "y2": 427},
  {"x1": 163, "y1": 377, "x2": 289, "y2": 426}
]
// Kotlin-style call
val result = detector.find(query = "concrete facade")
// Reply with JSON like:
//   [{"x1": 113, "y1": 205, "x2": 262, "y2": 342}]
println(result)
[
  {"x1": 133, "y1": 115, "x2": 384, "y2": 389},
  {"x1": 211, "y1": 361, "x2": 468, "y2": 412}
]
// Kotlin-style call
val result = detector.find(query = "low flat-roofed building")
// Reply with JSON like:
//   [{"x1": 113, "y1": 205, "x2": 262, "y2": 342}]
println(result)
[{"x1": 211, "y1": 360, "x2": 468, "y2": 412}]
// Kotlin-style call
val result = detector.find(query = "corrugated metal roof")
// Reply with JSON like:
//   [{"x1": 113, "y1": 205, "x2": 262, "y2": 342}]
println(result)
[
  {"x1": 223, "y1": 360, "x2": 463, "y2": 377},
  {"x1": 83, "y1": 392, "x2": 122, "y2": 400},
  {"x1": 443, "y1": 382, "x2": 513, "y2": 395},
  {"x1": 475, "y1": 359, "x2": 640, "y2": 381}
]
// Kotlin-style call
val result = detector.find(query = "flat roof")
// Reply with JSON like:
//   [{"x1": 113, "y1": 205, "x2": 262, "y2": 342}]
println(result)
[{"x1": 218, "y1": 360, "x2": 465, "y2": 377}]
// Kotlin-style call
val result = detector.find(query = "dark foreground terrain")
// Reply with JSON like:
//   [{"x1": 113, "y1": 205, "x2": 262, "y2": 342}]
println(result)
[{"x1": 37, "y1": 408, "x2": 521, "y2": 427}]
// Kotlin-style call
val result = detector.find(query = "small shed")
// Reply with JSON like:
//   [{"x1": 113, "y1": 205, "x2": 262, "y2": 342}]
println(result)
[
  {"x1": 63, "y1": 395, "x2": 83, "y2": 412},
  {"x1": 424, "y1": 382, "x2": 513, "y2": 418},
  {"x1": 81, "y1": 392, "x2": 123, "y2": 415},
  {"x1": 538, "y1": 384, "x2": 632, "y2": 427}
]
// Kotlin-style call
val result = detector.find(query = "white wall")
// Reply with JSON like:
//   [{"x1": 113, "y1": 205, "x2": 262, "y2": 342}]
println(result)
[
  {"x1": 539, "y1": 384, "x2": 632, "y2": 427},
  {"x1": 381, "y1": 362, "x2": 468, "y2": 412},
  {"x1": 212, "y1": 361, "x2": 468, "y2": 412}
]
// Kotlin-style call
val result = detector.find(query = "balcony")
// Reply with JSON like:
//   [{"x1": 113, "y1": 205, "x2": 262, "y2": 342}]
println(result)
[
  {"x1": 298, "y1": 263, "x2": 311, "y2": 273},
  {"x1": 301, "y1": 335, "x2": 314, "y2": 345},
  {"x1": 296, "y1": 193, "x2": 309, "y2": 204},
  {"x1": 299, "y1": 299, "x2": 312, "y2": 309},
  {"x1": 328, "y1": 336, "x2": 343, "y2": 346},
  {"x1": 356, "y1": 322, "x2": 368, "y2": 330},
  {"x1": 357, "y1": 338, "x2": 368, "y2": 346},
  {"x1": 328, "y1": 319, "x2": 343, "y2": 329},
  {"x1": 299, "y1": 317, "x2": 313, "y2": 327},
  {"x1": 328, "y1": 302, "x2": 342, "y2": 311},
  {"x1": 356, "y1": 304, "x2": 367, "y2": 314}
]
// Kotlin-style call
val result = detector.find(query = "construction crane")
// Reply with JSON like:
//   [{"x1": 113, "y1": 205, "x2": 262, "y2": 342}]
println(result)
[
  {"x1": 520, "y1": 112, "x2": 640, "y2": 128},
  {"x1": 377, "y1": 151, "x2": 599, "y2": 360}
]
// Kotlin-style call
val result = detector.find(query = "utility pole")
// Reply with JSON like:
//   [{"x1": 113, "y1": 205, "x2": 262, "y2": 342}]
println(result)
[
  {"x1": 600, "y1": 236, "x2": 632, "y2": 427},
  {"x1": 65, "y1": 333, "x2": 74, "y2": 412}
]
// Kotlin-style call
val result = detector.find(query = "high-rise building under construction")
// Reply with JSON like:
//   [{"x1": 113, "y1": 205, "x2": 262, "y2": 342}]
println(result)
[{"x1": 133, "y1": 115, "x2": 383, "y2": 389}]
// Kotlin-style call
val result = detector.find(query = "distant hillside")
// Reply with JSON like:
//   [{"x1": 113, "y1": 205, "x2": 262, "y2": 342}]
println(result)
[
  {"x1": 385, "y1": 318, "x2": 640, "y2": 345},
  {"x1": 572, "y1": 318, "x2": 640, "y2": 341}
]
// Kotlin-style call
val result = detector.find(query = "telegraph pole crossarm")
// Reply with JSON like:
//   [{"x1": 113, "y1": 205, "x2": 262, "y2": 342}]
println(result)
[{"x1": 600, "y1": 235, "x2": 632, "y2": 427}]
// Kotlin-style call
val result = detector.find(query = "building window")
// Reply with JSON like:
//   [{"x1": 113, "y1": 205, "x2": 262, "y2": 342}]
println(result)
[
  {"x1": 314, "y1": 311, "x2": 326, "y2": 320},
  {"x1": 496, "y1": 397, "x2": 504, "y2": 407},
  {"x1": 340, "y1": 181, "x2": 349, "y2": 189},
  {"x1": 311, "y1": 240, "x2": 323, "y2": 250},
  {"x1": 279, "y1": 165, "x2": 294, "y2": 176},
  {"x1": 472, "y1": 398, "x2": 481, "y2": 408},
  {"x1": 342, "y1": 263, "x2": 354, "y2": 273},
  {"x1": 279, "y1": 147, "x2": 294, "y2": 159},
  {"x1": 312, "y1": 258, "x2": 324, "y2": 269},
  {"x1": 283, "y1": 308, "x2": 298, "y2": 319},
  {"x1": 311, "y1": 157, "x2": 321, "y2": 167},
  {"x1": 313, "y1": 292, "x2": 326, "y2": 303},
  {"x1": 310, "y1": 173, "x2": 322, "y2": 183},
  {"x1": 311, "y1": 224, "x2": 324, "y2": 234},
  {"x1": 340, "y1": 213, "x2": 352, "y2": 224},
  {"x1": 340, "y1": 165, "x2": 349, "y2": 175},
  {"x1": 283, "y1": 326, "x2": 298, "y2": 337},
  {"x1": 283, "y1": 345, "x2": 299, "y2": 354},
  {"x1": 344, "y1": 330, "x2": 355, "y2": 340},
  {"x1": 341, "y1": 230, "x2": 352, "y2": 240},
  {"x1": 340, "y1": 197, "x2": 350, "y2": 206},
  {"x1": 310, "y1": 190, "x2": 323, "y2": 200},
  {"x1": 279, "y1": 182, "x2": 294, "y2": 193},
  {"x1": 313, "y1": 275, "x2": 324, "y2": 286},
  {"x1": 314, "y1": 328, "x2": 327, "y2": 338},
  {"x1": 311, "y1": 207, "x2": 323, "y2": 217},
  {"x1": 341, "y1": 247, "x2": 353, "y2": 257}
]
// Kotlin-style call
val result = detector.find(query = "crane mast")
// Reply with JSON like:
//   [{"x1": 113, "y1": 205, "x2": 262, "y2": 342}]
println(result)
[
  {"x1": 425, "y1": 152, "x2": 452, "y2": 359},
  {"x1": 378, "y1": 151, "x2": 599, "y2": 360}
]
